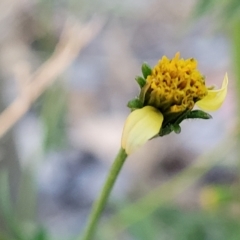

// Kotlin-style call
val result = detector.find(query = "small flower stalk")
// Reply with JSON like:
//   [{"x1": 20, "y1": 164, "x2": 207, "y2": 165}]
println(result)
[
  {"x1": 82, "y1": 52, "x2": 228, "y2": 240},
  {"x1": 122, "y1": 52, "x2": 228, "y2": 154}
]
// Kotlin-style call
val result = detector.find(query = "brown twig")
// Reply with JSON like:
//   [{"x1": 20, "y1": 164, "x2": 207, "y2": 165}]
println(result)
[{"x1": 0, "y1": 17, "x2": 104, "y2": 138}]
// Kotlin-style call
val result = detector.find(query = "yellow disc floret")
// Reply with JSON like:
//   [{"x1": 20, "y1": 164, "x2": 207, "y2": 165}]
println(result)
[{"x1": 144, "y1": 52, "x2": 208, "y2": 115}]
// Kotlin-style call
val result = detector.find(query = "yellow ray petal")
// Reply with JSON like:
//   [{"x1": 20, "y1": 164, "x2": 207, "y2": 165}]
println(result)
[
  {"x1": 121, "y1": 106, "x2": 163, "y2": 155},
  {"x1": 196, "y1": 73, "x2": 228, "y2": 111}
]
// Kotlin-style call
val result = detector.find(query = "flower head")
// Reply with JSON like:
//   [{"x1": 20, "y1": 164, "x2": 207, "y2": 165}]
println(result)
[
  {"x1": 143, "y1": 52, "x2": 207, "y2": 116},
  {"x1": 122, "y1": 53, "x2": 228, "y2": 155}
]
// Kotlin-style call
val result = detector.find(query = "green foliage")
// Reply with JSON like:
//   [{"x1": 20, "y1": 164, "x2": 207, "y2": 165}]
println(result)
[
  {"x1": 0, "y1": 170, "x2": 50, "y2": 240},
  {"x1": 194, "y1": 0, "x2": 215, "y2": 17},
  {"x1": 31, "y1": 228, "x2": 49, "y2": 240},
  {"x1": 194, "y1": 0, "x2": 240, "y2": 26},
  {"x1": 127, "y1": 206, "x2": 240, "y2": 240},
  {"x1": 40, "y1": 82, "x2": 68, "y2": 153},
  {"x1": 0, "y1": 170, "x2": 27, "y2": 240}
]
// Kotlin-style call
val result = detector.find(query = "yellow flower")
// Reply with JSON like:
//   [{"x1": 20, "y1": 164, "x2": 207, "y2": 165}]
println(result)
[
  {"x1": 121, "y1": 53, "x2": 228, "y2": 155},
  {"x1": 200, "y1": 186, "x2": 220, "y2": 210},
  {"x1": 144, "y1": 52, "x2": 208, "y2": 116},
  {"x1": 196, "y1": 73, "x2": 228, "y2": 111},
  {"x1": 121, "y1": 106, "x2": 163, "y2": 154}
]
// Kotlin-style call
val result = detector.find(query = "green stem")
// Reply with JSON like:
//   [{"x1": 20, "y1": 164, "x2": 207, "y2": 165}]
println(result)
[{"x1": 81, "y1": 148, "x2": 128, "y2": 240}]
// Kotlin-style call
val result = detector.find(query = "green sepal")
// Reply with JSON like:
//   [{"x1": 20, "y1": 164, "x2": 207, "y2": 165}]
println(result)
[
  {"x1": 127, "y1": 98, "x2": 143, "y2": 109},
  {"x1": 185, "y1": 110, "x2": 212, "y2": 120},
  {"x1": 159, "y1": 124, "x2": 173, "y2": 136},
  {"x1": 135, "y1": 76, "x2": 146, "y2": 88},
  {"x1": 159, "y1": 123, "x2": 181, "y2": 137},
  {"x1": 141, "y1": 63, "x2": 152, "y2": 79},
  {"x1": 162, "y1": 110, "x2": 189, "y2": 128},
  {"x1": 170, "y1": 124, "x2": 181, "y2": 134}
]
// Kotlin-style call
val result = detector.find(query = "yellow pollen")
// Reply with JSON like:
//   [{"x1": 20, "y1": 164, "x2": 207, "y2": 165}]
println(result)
[{"x1": 145, "y1": 52, "x2": 207, "y2": 114}]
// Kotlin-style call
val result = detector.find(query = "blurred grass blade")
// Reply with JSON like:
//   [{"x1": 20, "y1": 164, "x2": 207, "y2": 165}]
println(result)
[
  {"x1": 232, "y1": 20, "x2": 240, "y2": 115},
  {"x1": 0, "y1": 170, "x2": 12, "y2": 216},
  {"x1": 0, "y1": 232, "x2": 14, "y2": 240},
  {"x1": 193, "y1": 0, "x2": 214, "y2": 16},
  {"x1": 16, "y1": 169, "x2": 37, "y2": 223},
  {"x1": 0, "y1": 170, "x2": 25, "y2": 240},
  {"x1": 224, "y1": 0, "x2": 240, "y2": 22},
  {"x1": 41, "y1": 82, "x2": 67, "y2": 152},
  {"x1": 32, "y1": 227, "x2": 49, "y2": 240}
]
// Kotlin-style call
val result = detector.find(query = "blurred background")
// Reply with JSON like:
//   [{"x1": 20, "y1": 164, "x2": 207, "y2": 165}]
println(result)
[{"x1": 0, "y1": 0, "x2": 240, "y2": 239}]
